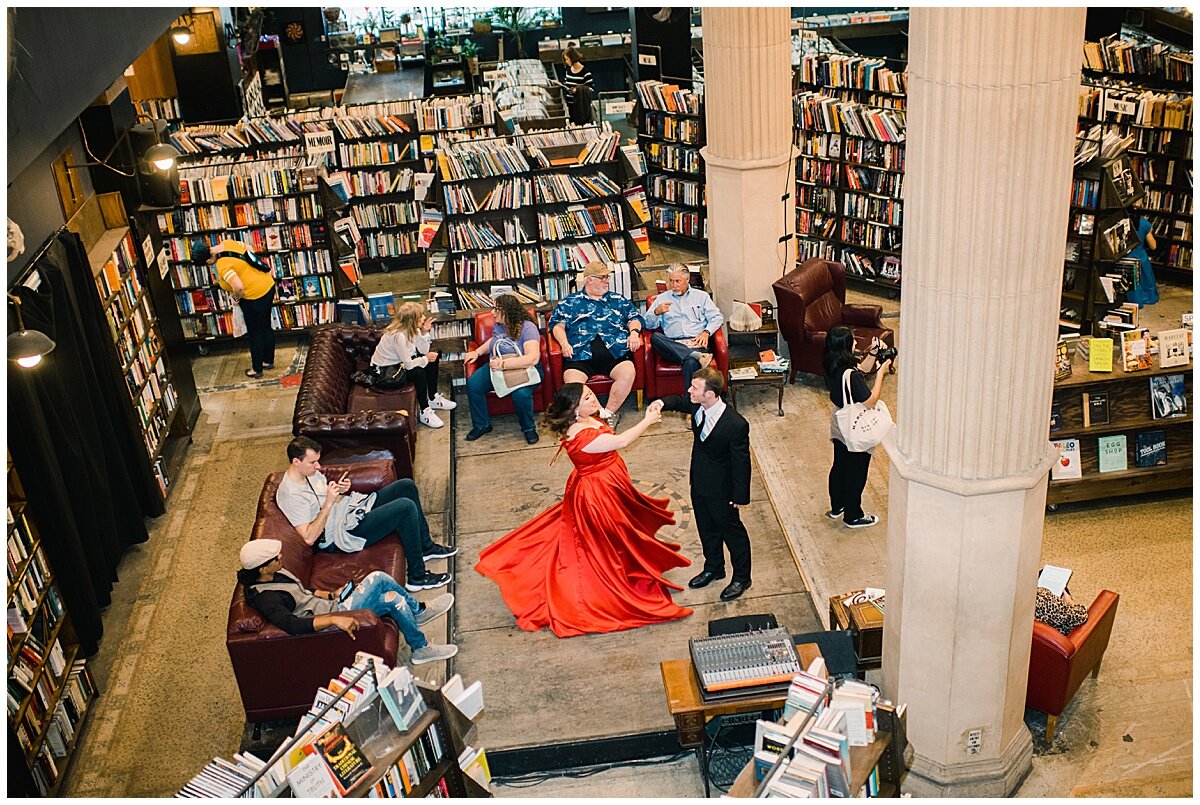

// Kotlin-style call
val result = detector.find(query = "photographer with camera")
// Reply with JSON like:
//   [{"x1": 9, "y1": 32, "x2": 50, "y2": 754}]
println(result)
[{"x1": 823, "y1": 326, "x2": 894, "y2": 528}]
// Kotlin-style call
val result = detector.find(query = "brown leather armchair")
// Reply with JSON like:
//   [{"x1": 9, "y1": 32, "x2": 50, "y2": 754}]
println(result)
[
  {"x1": 772, "y1": 258, "x2": 895, "y2": 382},
  {"x1": 1026, "y1": 590, "x2": 1119, "y2": 741},
  {"x1": 226, "y1": 459, "x2": 407, "y2": 723},
  {"x1": 293, "y1": 325, "x2": 418, "y2": 479}
]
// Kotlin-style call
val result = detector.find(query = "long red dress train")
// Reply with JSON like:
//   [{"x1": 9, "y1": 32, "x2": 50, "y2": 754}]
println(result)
[{"x1": 475, "y1": 424, "x2": 693, "y2": 638}]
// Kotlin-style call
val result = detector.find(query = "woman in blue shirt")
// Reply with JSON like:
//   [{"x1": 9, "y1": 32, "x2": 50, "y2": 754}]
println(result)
[
  {"x1": 464, "y1": 294, "x2": 544, "y2": 444},
  {"x1": 1124, "y1": 214, "x2": 1158, "y2": 307}
]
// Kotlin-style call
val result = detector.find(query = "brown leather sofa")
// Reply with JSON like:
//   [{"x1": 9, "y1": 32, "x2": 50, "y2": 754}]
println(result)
[
  {"x1": 772, "y1": 258, "x2": 895, "y2": 382},
  {"x1": 226, "y1": 459, "x2": 407, "y2": 723},
  {"x1": 1026, "y1": 590, "x2": 1119, "y2": 741},
  {"x1": 293, "y1": 325, "x2": 418, "y2": 479}
]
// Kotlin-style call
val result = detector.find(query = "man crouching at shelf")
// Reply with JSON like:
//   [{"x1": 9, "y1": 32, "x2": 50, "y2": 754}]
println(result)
[{"x1": 237, "y1": 538, "x2": 458, "y2": 665}]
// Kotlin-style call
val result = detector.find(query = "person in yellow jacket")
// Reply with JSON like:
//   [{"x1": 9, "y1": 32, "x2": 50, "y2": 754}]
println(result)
[{"x1": 193, "y1": 239, "x2": 277, "y2": 378}]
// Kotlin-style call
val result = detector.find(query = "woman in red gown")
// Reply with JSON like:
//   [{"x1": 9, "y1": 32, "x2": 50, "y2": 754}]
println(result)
[{"x1": 476, "y1": 383, "x2": 694, "y2": 637}]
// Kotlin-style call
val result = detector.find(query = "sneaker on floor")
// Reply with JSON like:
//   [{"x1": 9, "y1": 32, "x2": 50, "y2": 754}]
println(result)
[
  {"x1": 423, "y1": 542, "x2": 459, "y2": 560},
  {"x1": 844, "y1": 514, "x2": 879, "y2": 529},
  {"x1": 465, "y1": 425, "x2": 492, "y2": 441},
  {"x1": 415, "y1": 593, "x2": 454, "y2": 626},
  {"x1": 826, "y1": 508, "x2": 844, "y2": 520},
  {"x1": 405, "y1": 571, "x2": 451, "y2": 591},
  {"x1": 419, "y1": 408, "x2": 444, "y2": 428},
  {"x1": 430, "y1": 392, "x2": 457, "y2": 411},
  {"x1": 410, "y1": 643, "x2": 458, "y2": 664},
  {"x1": 523, "y1": 429, "x2": 540, "y2": 445}
]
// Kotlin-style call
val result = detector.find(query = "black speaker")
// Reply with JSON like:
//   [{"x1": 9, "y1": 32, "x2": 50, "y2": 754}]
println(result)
[{"x1": 129, "y1": 120, "x2": 181, "y2": 209}]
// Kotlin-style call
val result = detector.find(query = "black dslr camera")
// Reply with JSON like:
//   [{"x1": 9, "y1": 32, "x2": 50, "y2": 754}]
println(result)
[{"x1": 874, "y1": 344, "x2": 898, "y2": 365}]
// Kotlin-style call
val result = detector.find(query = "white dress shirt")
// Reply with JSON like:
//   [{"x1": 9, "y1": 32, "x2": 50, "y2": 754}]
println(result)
[{"x1": 695, "y1": 398, "x2": 727, "y2": 441}]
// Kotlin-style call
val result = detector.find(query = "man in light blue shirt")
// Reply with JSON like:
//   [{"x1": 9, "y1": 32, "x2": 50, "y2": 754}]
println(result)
[{"x1": 643, "y1": 264, "x2": 725, "y2": 389}]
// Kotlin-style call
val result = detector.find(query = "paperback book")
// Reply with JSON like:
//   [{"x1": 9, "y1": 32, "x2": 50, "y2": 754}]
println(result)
[
  {"x1": 1050, "y1": 439, "x2": 1082, "y2": 480},
  {"x1": 1149, "y1": 374, "x2": 1187, "y2": 419},
  {"x1": 1097, "y1": 434, "x2": 1128, "y2": 473},
  {"x1": 1157, "y1": 328, "x2": 1190, "y2": 368},
  {"x1": 1134, "y1": 430, "x2": 1167, "y2": 467}
]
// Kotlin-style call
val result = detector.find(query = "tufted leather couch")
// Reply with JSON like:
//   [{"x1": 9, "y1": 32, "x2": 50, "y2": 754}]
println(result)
[
  {"x1": 293, "y1": 325, "x2": 418, "y2": 479},
  {"x1": 1026, "y1": 590, "x2": 1119, "y2": 742},
  {"x1": 772, "y1": 258, "x2": 895, "y2": 382},
  {"x1": 226, "y1": 459, "x2": 406, "y2": 722}
]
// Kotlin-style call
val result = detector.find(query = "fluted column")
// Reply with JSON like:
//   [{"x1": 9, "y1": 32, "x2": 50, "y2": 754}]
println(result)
[
  {"x1": 881, "y1": 8, "x2": 1085, "y2": 797},
  {"x1": 700, "y1": 7, "x2": 795, "y2": 312}
]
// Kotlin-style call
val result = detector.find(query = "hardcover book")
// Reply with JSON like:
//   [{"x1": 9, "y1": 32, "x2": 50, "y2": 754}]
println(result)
[
  {"x1": 1150, "y1": 374, "x2": 1187, "y2": 419},
  {"x1": 1082, "y1": 392, "x2": 1109, "y2": 427},
  {"x1": 1050, "y1": 439, "x2": 1082, "y2": 480},
  {"x1": 367, "y1": 292, "x2": 396, "y2": 323},
  {"x1": 1049, "y1": 403, "x2": 1063, "y2": 432},
  {"x1": 1097, "y1": 434, "x2": 1127, "y2": 473},
  {"x1": 1088, "y1": 337, "x2": 1113, "y2": 372},
  {"x1": 1120, "y1": 328, "x2": 1154, "y2": 372},
  {"x1": 311, "y1": 722, "x2": 371, "y2": 795},
  {"x1": 1134, "y1": 430, "x2": 1167, "y2": 467},
  {"x1": 1157, "y1": 328, "x2": 1190, "y2": 368},
  {"x1": 1054, "y1": 340, "x2": 1072, "y2": 380}
]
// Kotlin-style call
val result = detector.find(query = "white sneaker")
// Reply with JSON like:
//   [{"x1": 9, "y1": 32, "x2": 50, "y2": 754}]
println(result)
[
  {"x1": 419, "y1": 408, "x2": 444, "y2": 428},
  {"x1": 430, "y1": 392, "x2": 457, "y2": 411}
]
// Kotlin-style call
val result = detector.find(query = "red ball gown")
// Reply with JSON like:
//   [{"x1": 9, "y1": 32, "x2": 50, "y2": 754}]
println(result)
[{"x1": 476, "y1": 424, "x2": 694, "y2": 638}]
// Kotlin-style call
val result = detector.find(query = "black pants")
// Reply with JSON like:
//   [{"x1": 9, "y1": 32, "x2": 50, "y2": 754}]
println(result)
[
  {"x1": 829, "y1": 439, "x2": 873, "y2": 521},
  {"x1": 239, "y1": 287, "x2": 276, "y2": 372},
  {"x1": 693, "y1": 493, "x2": 751, "y2": 583},
  {"x1": 410, "y1": 359, "x2": 440, "y2": 408},
  {"x1": 650, "y1": 331, "x2": 713, "y2": 390}
]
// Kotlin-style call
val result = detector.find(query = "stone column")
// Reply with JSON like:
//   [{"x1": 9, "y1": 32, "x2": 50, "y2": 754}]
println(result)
[
  {"x1": 882, "y1": 8, "x2": 1085, "y2": 797},
  {"x1": 700, "y1": 7, "x2": 795, "y2": 312}
]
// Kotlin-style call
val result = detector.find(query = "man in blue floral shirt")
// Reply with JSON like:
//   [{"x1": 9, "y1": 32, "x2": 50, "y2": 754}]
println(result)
[{"x1": 549, "y1": 261, "x2": 645, "y2": 427}]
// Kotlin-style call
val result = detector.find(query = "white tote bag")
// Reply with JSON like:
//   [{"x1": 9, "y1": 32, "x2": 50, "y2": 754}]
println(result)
[
  {"x1": 834, "y1": 369, "x2": 893, "y2": 452},
  {"x1": 231, "y1": 304, "x2": 248, "y2": 338},
  {"x1": 488, "y1": 336, "x2": 540, "y2": 398}
]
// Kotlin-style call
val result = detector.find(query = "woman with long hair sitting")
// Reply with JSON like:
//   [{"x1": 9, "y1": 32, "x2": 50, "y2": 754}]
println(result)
[
  {"x1": 823, "y1": 325, "x2": 893, "y2": 528},
  {"x1": 463, "y1": 294, "x2": 544, "y2": 444},
  {"x1": 372, "y1": 301, "x2": 457, "y2": 428},
  {"x1": 475, "y1": 383, "x2": 693, "y2": 637}
]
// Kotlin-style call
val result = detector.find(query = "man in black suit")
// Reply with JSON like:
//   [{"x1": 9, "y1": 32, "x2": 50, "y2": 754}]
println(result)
[{"x1": 650, "y1": 366, "x2": 753, "y2": 601}]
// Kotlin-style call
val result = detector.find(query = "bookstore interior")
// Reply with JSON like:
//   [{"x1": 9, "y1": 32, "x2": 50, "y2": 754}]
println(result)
[{"x1": 5, "y1": 4, "x2": 1193, "y2": 799}]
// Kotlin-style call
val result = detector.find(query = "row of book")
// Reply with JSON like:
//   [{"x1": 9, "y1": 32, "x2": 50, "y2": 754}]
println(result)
[
  {"x1": 138, "y1": 374, "x2": 177, "y2": 460},
  {"x1": 339, "y1": 140, "x2": 415, "y2": 168},
  {"x1": 648, "y1": 174, "x2": 705, "y2": 208},
  {"x1": 6, "y1": 508, "x2": 37, "y2": 577},
  {"x1": 1086, "y1": 87, "x2": 1192, "y2": 131},
  {"x1": 1082, "y1": 34, "x2": 1193, "y2": 82},
  {"x1": 277, "y1": 274, "x2": 337, "y2": 302},
  {"x1": 1140, "y1": 188, "x2": 1189, "y2": 215},
  {"x1": 175, "y1": 288, "x2": 236, "y2": 316},
  {"x1": 1072, "y1": 176, "x2": 1101, "y2": 208},
  {"x1": 797, "y1": 184, "x2": 838, "y2": 213},
  {"x1": 798, "y1": 209, "x2": 837, "y2": 240},
  {"x1": 447, "y1": 217, "x2": 531, "y2": 252},
  {"x1": 416, "y1": 95, "x2": 496, "y2": 131},
  {"x1": 1051, "y1": 429, "x2": 1169, "y2": 479},
  {"x1": 330, "y1": 114, "x2": 413, "y2": 141},
  {"x1": 159, "y1": 195, "x2": 324, "y2": 234},
  {"x1": 356, "y1": 229, "x2": 423, "y2": 258},
  {"x1": 577, "y1": 131, "x2": 623, "y2": 164},
  {"x1": 23, "y1": 661, "x2": 95, "y2": 796},
  {"x1": 844, "y1": 249, "x2": 902, "y2": 282},
  {"x1": 172, "y1": 118, "x2": 333, "y2": 154},
  {"x1": 133, "y1": 96, "x2": 181, "y2": 121},
  {"x1": 437, "y1": 144, "x2": 531, "y2": 181},
  {"x1": 8, "y1": 545, "x2": 51, "y2": 625},
  {"x1": 794, "y1": 52, "x2": 908, "y2": 95},
  {"x1": 642, "y1": 115, "x2": 703, "y2": 145},
  {"x1": 650, "y1": 207, "x2": 705, "y2": 238},
  {"x1": 350, "y1": 200, "x2": 422, "y2": 229},
  {"x1": 1131, "y1": 155, "x2": 1176, "y2": 186},
  {"x1": 799, "y1": 156, "x2": 839, "y2": 187},
  {"x1": 455, "y1": 282, "x2": 543, "y2": 310},
  {"x1": 337, "y1": 166, "x2": 417, "y2": 198},
  {"x1": 93, "y1": 231, "x2": 140, "y2": 302},
  {"x1": 843, "y1": 164, "x2": 904, "y2": 198},
  {"x1": 1130, "y1": 126, "x2": 1190, "y2": 155},
  {"x1": 538, "y1": 203, "x2": 623, "y2": 240},
  {"x1": 794, "y1": 91, "x2": 907, "y2": 142},
  {"x1": 644, "y1": 142, "x2": 703, "y2": 174},
  {"x1": 179, "y1": 165, "x2": 320, "y2": 205},
  {"x1": 478, "y1": 177, "x2": 536, "y2": 211},
  {"x1": 841, "y1": 219, "x2": 902, "y2": 251},
  {"x1": 451, "y1": 247, "x2": 540, "y2": 284},
  {"x1": 634, "y1": 80, "x2": 703, "y2": 115},
  {"x1": 843, "y1": 193, "x2": 903, "y2": 227},
  {"x1": 841, "y1": 137, "x2": 906, "y2": 171},
  {"x1": 1164, "y1": 243, "x2": 1191, "y2": 269},
  {"x1": 534, "y1": 172, "x2": 621, "y2": 204},
  {"x1": 123, "y1": 332, "x2": 162, "y2": 398},
  {"x1": 541, "y1": 237, "x2": 627, "y2": 274}
]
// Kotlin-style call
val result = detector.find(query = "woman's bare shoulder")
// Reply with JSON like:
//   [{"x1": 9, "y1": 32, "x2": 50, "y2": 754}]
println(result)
[{"x1": 565, "y1": 420, "x2": 602, "y2": 441}]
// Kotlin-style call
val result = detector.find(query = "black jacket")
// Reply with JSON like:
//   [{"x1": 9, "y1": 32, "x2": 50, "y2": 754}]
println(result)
[{"x1": 658, "y1": 397, "x2": 751, "y2": 504}]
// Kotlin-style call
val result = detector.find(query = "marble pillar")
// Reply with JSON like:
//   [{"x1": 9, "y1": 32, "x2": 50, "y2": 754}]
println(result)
[
  {"x1": 881, "y1": 8, "x2": 1085, "y2": 797},
  {"x1": 699, "y1": 7, "x2": 795, "y2": 313}
]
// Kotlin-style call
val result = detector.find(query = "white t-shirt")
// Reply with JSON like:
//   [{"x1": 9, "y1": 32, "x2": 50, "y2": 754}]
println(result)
[
  {"x1": 275, "y1": 471, "x2": 376, "y2": 552},
  {"x1": 371, "y1": 330, "x2": 432, "y2": 369}
]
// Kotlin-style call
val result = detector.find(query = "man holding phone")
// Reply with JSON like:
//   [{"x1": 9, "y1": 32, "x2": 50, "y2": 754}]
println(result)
[
  {"x1": 275, "y1": 437, "x2": 454, "y2": 592},
  {"x1": 237, "y1": 539, "x2": 457, "y2": 665},
  {"x1": 642, "y1": 264, "x2": 725, "y2": 391}
]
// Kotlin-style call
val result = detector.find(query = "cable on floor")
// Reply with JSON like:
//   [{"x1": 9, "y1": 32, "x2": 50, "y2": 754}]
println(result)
[{"x1": 490, "y1": 751, "x2": 695, "y2": 788}]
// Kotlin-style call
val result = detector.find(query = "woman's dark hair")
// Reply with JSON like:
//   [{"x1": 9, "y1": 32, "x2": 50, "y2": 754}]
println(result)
[
  {"x1": 564, "y1": 47, "x2": 583, "y2": 65},
  {"x1": 494, "y1": 294, "x2": 533, "y2": 339},
  {"x1": 823, "y1": 325, "x2": 858, "y2": 377},
  {"x1": 191, "y1": 240, "x2": 212, "y2": 264},
  {"x1": 542, "y1": 382, "x2": 585, "y2": 437}
]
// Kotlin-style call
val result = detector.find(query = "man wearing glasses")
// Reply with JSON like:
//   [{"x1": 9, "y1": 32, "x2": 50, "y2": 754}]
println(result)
[
  {"x1": 642, "y1": 264, "x2": 725, "y2": 390},
  {"x1": 549, "y1": 261, "x2": 645, "y2": 428}
]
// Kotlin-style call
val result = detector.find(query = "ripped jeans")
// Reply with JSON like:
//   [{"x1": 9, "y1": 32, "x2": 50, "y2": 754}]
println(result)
[{"x1": 341, "y1": 571, "x2": 427, "y2": 650}]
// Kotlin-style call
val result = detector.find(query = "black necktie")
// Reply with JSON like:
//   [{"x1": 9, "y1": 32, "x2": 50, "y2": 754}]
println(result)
[{"x1": 696, "y1": 409, "x2": 705, "y2": 439}]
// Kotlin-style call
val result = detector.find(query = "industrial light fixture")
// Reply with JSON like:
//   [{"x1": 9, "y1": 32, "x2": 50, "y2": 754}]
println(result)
[
  {"x1": 7, "y1": 294, "x2": 55, "y2": 368},
  {"x1": 144, "y1": 142, "x2": 182, "y2": 171},
  {"x1": 170, "y1": 16, "x2": 194, "y2": 46},
  {"x1": 64, "y1": 119, "x2": 183, "y2": 208}
]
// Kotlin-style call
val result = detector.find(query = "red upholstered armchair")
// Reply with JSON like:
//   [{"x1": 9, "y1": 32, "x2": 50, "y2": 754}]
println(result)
[
  {"x1": 548, "y1": 329, "x2": 646, "y2": 410},
  {"x1": 464, "y1": 310, "x2": 553, "y2": 414},
  {"x1": 772, "y1": 258, "x2": 895, "y2": 382},
  {"x1": 642, "y1": 293, "x2": 729, "y2": 398},
  {"x1": 226, "y1": 459, "x2": 407, "y2": 723},
  {"x1": 1026, "y1": 590, "x2": 1119, "y2": 741}
]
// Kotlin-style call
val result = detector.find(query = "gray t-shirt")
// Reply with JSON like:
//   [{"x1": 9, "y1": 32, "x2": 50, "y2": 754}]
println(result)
[{"x1": 275, "y1": 471, "x2": 377, "y2": 552}]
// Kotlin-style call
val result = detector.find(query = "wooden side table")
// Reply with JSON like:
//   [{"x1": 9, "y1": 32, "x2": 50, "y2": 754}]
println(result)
[{"x1": 725, "y1": 321, "x2": 785, "y2": 417}]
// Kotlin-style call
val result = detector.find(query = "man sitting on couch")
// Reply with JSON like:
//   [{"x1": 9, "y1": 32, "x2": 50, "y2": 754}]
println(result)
[
  {"x1": 237, "y1": 539, "x2": 457, "y2": 665},
  {"x1": 275, "y1": 436, "x2": 453, "y2": 592}
]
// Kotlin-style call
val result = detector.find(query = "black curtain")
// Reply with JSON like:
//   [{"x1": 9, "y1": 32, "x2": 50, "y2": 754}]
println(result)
[{"x1": 8, "y1": 232, "x2": 152, "y2": 657}]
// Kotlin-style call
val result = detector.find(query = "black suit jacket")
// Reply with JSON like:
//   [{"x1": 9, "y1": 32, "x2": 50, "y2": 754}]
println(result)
[{"x1": 659, "y1": 397, "x2": 751, "y2": 504}]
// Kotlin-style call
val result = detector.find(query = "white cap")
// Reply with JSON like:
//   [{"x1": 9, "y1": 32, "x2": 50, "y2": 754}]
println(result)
[{"x1": 240, "y1": 539, "x2": 282, "y2": 570}]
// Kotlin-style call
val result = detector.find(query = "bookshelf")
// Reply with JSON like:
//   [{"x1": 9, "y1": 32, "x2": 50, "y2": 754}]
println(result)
[
  {"x1": 7, "y1": 462, "x2": 99, "y2": 797},
  {"x1": 792, "y1": 52, "x2": 908, "y2": 111},
  {"x1": 792, "y1": 90, "x2": 906, "y2": 293},
  {"x1": 67, "y1": 193, "x2": 186, "y2": 501},
  {"x1": 1049, "y1": 354, "x2": 1192, "y2": 506},
  {"x1": 635, "y1": 79, "x2": 708, "y2": 246}
]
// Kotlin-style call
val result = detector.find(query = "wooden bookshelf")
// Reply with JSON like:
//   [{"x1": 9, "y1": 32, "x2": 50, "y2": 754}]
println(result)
[
  {"x1": 7, "y1": 464, "x2": 99, "y2": 796},
  {"x1": 635, "y1": 79, "x2": 708, "y2": 246},
  {"x1": 1048, "y1": 355, "x2": 1192, "y2": 506}
]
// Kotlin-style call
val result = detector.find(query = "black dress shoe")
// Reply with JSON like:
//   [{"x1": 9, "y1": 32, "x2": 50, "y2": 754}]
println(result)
[
  {"x1": 688, "y1": 570, "x2": 726, "y2": 589},
  {"x1": 719, "y1": 579, "x2": 752, "y2": 601}
]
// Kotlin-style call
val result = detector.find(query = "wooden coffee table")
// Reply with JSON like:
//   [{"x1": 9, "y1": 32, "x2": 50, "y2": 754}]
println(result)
[{"x1": 728, "y1": 359, "x2": 785, "y2": 417}]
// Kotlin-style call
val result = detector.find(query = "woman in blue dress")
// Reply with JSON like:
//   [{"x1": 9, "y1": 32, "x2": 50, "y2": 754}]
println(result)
[{"x1": 1125, "y1": 214, "x2": 1158, "y2": 307}]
